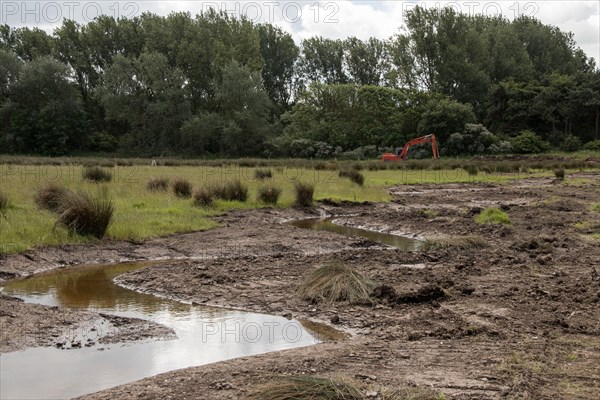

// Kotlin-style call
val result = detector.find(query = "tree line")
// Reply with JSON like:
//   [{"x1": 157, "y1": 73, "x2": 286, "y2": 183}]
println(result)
[{"x1": 1, "y1": 7, "x2": 599, "y2": 158}]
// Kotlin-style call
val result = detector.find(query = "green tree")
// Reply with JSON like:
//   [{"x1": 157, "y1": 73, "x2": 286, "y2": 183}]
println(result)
[{"x1": 417, "y1": 98, "x2": 476, "y2": 143}]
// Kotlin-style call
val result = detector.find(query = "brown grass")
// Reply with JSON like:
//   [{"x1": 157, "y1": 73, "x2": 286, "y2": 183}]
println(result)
[
  {"x1": 257, "y1": 185, "x2": 282, "y2": 205},
  {"x1": 172, "y1": 179, "x2": 193, "y2": 198},
  {"x1": 294, "y1": 182, "x2": 314, "y2": 207},
  {"x1": 34, "y1": 184, "x2": 70, "y2": 212},
  {"x1": 56, "y1": 191, "x2": 114, "y2": 238},
  {"x1": 421, "y1": 236, "x2": 488, "y2": 251},
  {"x1": 297, "y1": 263, "x2": 377, "y2": 304},
  {"x1": 193, "y1": 188, "x2": 214, "y2": 207},
  {"x1": 147, "y1": 177, "x2": 170, "y2": 192}
]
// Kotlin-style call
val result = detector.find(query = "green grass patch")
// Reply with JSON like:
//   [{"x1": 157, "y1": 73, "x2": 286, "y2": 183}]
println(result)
[
  {"x1": 475, "y1": 208, "x2": 511, "y2": 225},
  {"x1": 591, "y1": 203, "x2": 600, "y2": 212}
]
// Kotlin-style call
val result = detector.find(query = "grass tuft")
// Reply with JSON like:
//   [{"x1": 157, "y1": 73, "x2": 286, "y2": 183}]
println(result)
[
  {"x1": 0, "y1": 192, "x2": 8, "y2": 213},
  {"x1": 147, "y1": 177, "x2": 170, "y2": 192},
  {"x1": 339, "y1": 170, "x2": 365, "y2": 186},
  {"x1": 590, "y1": 203, "x2": 600, "y2": 213},
  {"x1": 554, "y1": 168, "x2": 565, "y2": 180},
  {"x1": 475, "y1": 208, "x2": 511, "y2": 225},
  {"x1": 247, "y1": 376, "x2": 363, "y2": 400},
  {"x1": 172, "y1": 179, "x2": 193, "y2": 198},
  {"x1": 255, "y1": 168, "x2": 273, "y2": 180},
  {"x1": 210, "y1": 180, "x2": 249, "y2": 202},
  {"x1": 56, "y1": 191, "x2": 114, "y2": 238},
  {"x1": 422, "y1": 236, "x2": 488, "y2": 251},
  {"x1": 257, "y1": 185, "x2": 282, "y2": 205},
  {"x1": 193, "y1": 188, "x2": 214, "y2": 207},
  {"x1": 297, "y1": 263, "x2": 376, "y2": 304},
  {"x1": 294, "y1": 182, "x2": 314, "y2": 207},
  {"x1": 82, "y1": 166, "x2": 113, "y2": 183},
  {"x1": 34, "y1": 184, "x2": 70, "y2": 213}
]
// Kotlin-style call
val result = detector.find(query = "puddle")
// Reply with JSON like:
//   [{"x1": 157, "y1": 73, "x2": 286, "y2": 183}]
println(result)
[
  {"x1": 289, "y1": 218, "x2": 422, "y2": 251},
  {"x1": 0, "y1": 261, "x2": 329, "y2": 400}
]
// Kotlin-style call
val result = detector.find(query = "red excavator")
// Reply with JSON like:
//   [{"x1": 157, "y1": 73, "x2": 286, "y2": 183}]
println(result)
[{"x1": 381, "y1": 134, "x2": 440, "y2": 161}]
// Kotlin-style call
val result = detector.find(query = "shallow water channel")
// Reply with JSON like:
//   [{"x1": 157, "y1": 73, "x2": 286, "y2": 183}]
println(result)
[
  {"x1": 289, "y1": 218, "x2": 422, "y2": 251},
  {"x1": 1, "y1": 261, "x2": 326, "y2": 400}
]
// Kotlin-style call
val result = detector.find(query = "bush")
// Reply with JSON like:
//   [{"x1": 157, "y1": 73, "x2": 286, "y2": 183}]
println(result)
[
  {"x1": 34, "y1": 184, "x2": 69, "y2": 212},
  {"x1": 254, "y1": 169, "x2": 273, "y2": 180},
  {"x1": 193, "y1": 188, "x2": 214, "y2": 207},
  {"x1": 561, "y1": 135, "x2": 582, "y2": 152},
  {"x1": 172, "y1": 179, "x2": 193, "y2": 198},
  {"x1": 257, "y1": 185, "x2": 282, "y2": 205},
  {"x1": 475, "y1": 208, "x2": 511, "y2": 225},
  {"x1": 147, "y1": 177, "x2": 169, "y2": 192},
  {"x1": 0, "y1": 192, "x2": 8, "y2": 213},
  {"x1": 583, "y1": 140, "x2": 600, "y2": 151},
  {"x1": 82, "y1": 166, "x2": 113, "y2": 183},
  {"x1": 339, "y1": 170, "x2": 365, "y2": 186},
  {"x1": 298, "y1": 263, "x2": 377, "y2": 304},
  {"x1": 210, "y1": 180, "x2": 248, "y2": 202},
  {"x1": 293, "y1": 182, "x2": 314, "y2": 207},
  {"x1": 56, "y1": 191, "x2": 114, "y2": 238},
  {"x1": 510, "y1": 131, "x2": 549, "y2": 154}
]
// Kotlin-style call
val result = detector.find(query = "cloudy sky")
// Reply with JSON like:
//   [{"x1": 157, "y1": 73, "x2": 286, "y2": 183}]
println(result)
[{"x1": 2, "y1": 1, "x2": 599, "y2": 62}]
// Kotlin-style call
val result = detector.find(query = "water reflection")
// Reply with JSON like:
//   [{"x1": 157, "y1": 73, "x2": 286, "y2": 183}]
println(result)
[{"x1": 1, "y1": 261, "x2": 330, "y2": 399}]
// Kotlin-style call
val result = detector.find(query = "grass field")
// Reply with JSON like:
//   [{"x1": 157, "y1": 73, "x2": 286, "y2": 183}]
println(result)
[{"x1": 0, "y1": 158, "x2": 597, "y2": 253}]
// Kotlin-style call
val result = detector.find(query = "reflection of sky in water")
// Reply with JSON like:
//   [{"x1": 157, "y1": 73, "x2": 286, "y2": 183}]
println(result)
[{"x1": 1, "y1": 262, "x2": 321, "y2": 400}]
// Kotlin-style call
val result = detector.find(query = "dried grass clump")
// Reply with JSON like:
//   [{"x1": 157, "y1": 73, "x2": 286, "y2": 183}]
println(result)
[
  {"x1": 82, "y1": 166, "x2": 112, "y2": 183},
  {"x1": 421, "y1": 236, "x2": 488, "y2": 251},
  {"x1": 34, "y1": 184, "x2": 70, "y2": 212},
  {"x1": 56, "y1": 191, "x2": 113, "y2": 238},
  {"x1": 297, "y1": 263, "x2": 376, "y2": 304},
  {"x1": 172, "y1": 179, "x2": 193, "y2": 198},
  {"x1": 147, "y1": 177, "x2": 170, "y2": 192}
]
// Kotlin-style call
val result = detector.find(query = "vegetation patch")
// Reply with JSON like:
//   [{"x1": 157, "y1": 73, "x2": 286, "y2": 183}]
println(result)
[
  {"x1": 247, "y1": 375, "x2": 444, "y2": 400},
  {"x1": 172, "y1": 179, "x2": 193, "y2": 198},
  {"x1": 82, "y1": 166, "x2": 113, "y2": 183},
  {"x1": 554, "y1": 168, "x2": 565, "y2": 180},
  {"x1": 0, "y1": 192, "x2": 8, "y2": 213},
  {"x1": 257, "y1": 185, "x2": 282, "y2": 205},
  {"x1": 591, "y1": 203, "x2": 600, "y2": 212},
  {"x1": 56, "y1": 191, "x2": 114, "y2": 238},
  {"x1": 297, "y1": 263, "x2": 376, "y2": 304},
  {"x1": 210, "y1": 180, "x2": 249, "y2": 202},
  {"x1": 421, "y1": 236, "x2": 488, "y2": 251},
  {"x1": 254, "y1": 168, "x2": 273, "y2": 180},
  {"x1": 34, "y1": 184, "x2": 70, "y2": 213},
  {"x1": 193, "y1": 188, "x2": 214, "y2": 208},
  {"x1": 294, "y1": 182, "x2": 315, "y2": 207},
  {"x1": 147, "y1": 177, "x2": 170, "y2": 192},
  {"x1": 475, "y1": 208, "x2": 511, "y2": 225},
  {"x1": 339, "y1": 170, "x2": 365, "y2": 186}
]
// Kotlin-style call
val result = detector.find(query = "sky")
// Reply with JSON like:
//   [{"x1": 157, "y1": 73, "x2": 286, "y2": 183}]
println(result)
[{"x1": 1, "y1": 0, "x2": 599, "y2": 62}]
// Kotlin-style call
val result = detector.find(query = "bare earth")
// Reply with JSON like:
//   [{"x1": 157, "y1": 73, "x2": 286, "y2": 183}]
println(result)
[{"x1": 1, "y1": 173, "x2": 600, "y2": 399}]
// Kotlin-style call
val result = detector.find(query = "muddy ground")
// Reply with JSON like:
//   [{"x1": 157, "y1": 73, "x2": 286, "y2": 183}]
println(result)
[{"x1": 1, "y1": 172, "x2": 600, "y2": 399}]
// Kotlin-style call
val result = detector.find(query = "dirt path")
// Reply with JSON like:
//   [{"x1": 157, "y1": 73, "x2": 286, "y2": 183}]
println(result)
[{"x1": 2, "y1": 173, "x2": 600, "y2": 399}]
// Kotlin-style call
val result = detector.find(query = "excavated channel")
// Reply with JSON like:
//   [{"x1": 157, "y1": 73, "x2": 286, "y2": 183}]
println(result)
[
  {"x1": 0, "y1": 261, "x2": 327, "y2": 400},
  {"x1": 288, "y1": 218, "x2": 423, "y2": 251}
]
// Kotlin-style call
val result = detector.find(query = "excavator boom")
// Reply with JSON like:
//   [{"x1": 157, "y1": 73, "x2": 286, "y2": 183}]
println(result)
[{"x1": 381, "y1": 134, "x2": 439, "y2": 161}]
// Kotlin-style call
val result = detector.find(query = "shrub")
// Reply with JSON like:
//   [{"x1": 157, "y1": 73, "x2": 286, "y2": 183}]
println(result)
[
  {"x1": 297, "y1": 263, "x2": 376, "y2": 304},
  {"x1": 475, "y1": 208, "x2": 511, "y2": 225},
  {"x1": 210, "y1": 180, "x2": 248, "y2": 202},
  {"x1": 583, "y1": 139, "x2": 600, "y2": 151},
  {"x1": 82, "y1": 166, "x2": 113, "y2": 183},
  {"x1": 257, "y1": 185, "x2": 282, "y2": 205},
  {"x1": 554, "y1": 168, "x2": 565, "y2": 180},
  {"x1": 56, "y1": 191, "x2": 113, "y2": 238},
  {"x1": 172, "y1": 179, "x2": 193, "y2": 198},
  {"x1": 510, "y1": 130, "x2": 549, "y2": 154},
  {"x1": 254, "y1": 168, "x2": 273, "y2": 180},
  {"x1": 193, "y1": 188, "x2": 214, "y2": 207},
  {"x1": 147, "y1": 177, "x2": 169, "y2": 192},
  {"x1": 561, "y1": 135, "x2": 582, "y2": 152},
  {"x1": 0, "y1": 192, "x2": 8, "y2": 213},
  {"x1": 293, "y1": 182, "x2": 314, "y2": 207},
  {"x1": 34, "y1": 184, "x2": 69, "y2": 212}
]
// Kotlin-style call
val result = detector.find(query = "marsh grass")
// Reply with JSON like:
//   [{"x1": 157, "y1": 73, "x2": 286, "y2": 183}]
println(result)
[
  {"x1": 56, "y1": 191, "x2": 114, "y2": 238},
  {"x1": 257, "y1": 185, "x2": 282, "y2": 205},
  {"x1": 147, "y1": 177, "x2": 170, "y2": 192},
  {"x1": 210, "y1": 180, "x2": 249, "y2": 202},
  {"x1": 254, "y1": 168, "x2": 273, "y2": 180},
  {"x1": 422, "y1": 236, "x2": 488, "y2": 251},
  {"x1": 554, "y1": 168, "x2": 565, "y2": 180},
  {"x1": 294, "y1": 182, "x2": 314, "y2": 207},
  {"x1": 0, "y1": 192, "x2": 8, "y2": 213},
  {"x1": 82, "y1": 166, "x2": 113, "y2": 183},
  {"x1": 297, "y1": 263, "x2": 376, "y2": 304},
  {"x1": 172, "y1": 179, "x2": 193, "y2": 198},
  {"x1": 475, "y1": 208, "x2": 511, "y2": 225},
  {"x1": 339, "y1": 170, "x2": 365, "y2": 186},
  {"x1": 247, "y1": 376, "x2": 445, "y2": 400},
  {"x1": 193, "y1": 188, "x2": 214, "y2": 207},
  {"x1": 34, "y1": 184, "x2": 70, "y2": 213}
]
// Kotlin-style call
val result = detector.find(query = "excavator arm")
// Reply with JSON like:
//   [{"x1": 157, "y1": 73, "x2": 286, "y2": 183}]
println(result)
[{"x1": 383, "y1": 134, "x2": 440, "y2": 161}]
